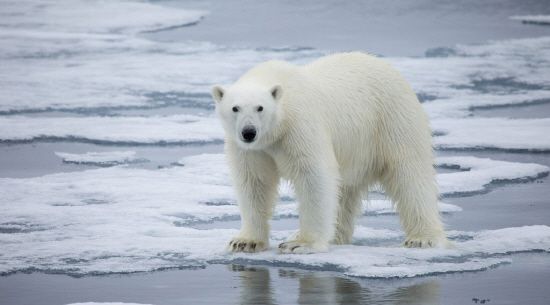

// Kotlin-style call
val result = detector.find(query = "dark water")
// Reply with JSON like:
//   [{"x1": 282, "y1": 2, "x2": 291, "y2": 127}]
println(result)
[
  {"x1": 1, "y1": 253, "x2": 549, "y2": 305},
  {"x1": 150, "y1": 0, "x2": 550, "y2": 56},
  {"x1": 0, "y1": 142, "x2": 223, "y2": 178}
]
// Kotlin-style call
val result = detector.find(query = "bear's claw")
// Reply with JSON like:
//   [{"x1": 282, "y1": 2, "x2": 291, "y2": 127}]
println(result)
[
  {"x1": 278, "y1": 241, "x2": 319, "y2": 254},
  {"x1": 404, "y1": 237, "x2": 443, "y2": 248},
  {"x1": 227, "y1": 238, "x2": 266, "y2": 253}
]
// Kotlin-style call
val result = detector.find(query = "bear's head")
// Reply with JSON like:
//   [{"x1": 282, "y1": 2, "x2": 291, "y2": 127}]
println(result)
[{"x1": 212, "y1": 83, "x2": 283, "y2": 150}]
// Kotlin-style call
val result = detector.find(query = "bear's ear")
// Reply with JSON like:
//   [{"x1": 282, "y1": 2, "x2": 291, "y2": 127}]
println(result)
[
  {"x1": 211, "y1": 85, "x2": 225, "y2": 103},
  {"x1": 270, "y1": 85, "x2": 283, "y2": 101}
]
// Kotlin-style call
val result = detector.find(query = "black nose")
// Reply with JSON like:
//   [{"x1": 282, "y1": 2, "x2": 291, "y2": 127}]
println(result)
[{"x1": 241, "y1": 126, "x2": 257, "y2": 143}]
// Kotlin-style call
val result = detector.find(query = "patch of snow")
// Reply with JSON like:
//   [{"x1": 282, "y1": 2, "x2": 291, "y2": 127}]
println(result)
[
  {"x1": 437, "y1": 156, "x2": 549, "y2": 195},
  {"x1": 0, "y1": 115, "x2": 223, "y2": 145},
  {"x1": 0, "y1": 154, "x2": 546, "y2": 277},
  {"x1": 55, "y1": 151, "x2": 146, "y2": 166},
  {"x1": 432, "y1": 118, "x2": 550, "y2": 152},
  {"x1": 0, "y1": 0, "x2": 321, "y2": 113},
  {"x1": 0, "y1": 0, "x2": 207, "y2": 34}
]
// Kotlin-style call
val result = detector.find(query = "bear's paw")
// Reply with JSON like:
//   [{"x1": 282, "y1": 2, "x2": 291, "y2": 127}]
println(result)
[
  {"x1": 404, "y1": 236, "x2": 448, "y2": 248},
  {"x1": 227, "y1": 238, "x2": 267, "y2": 253},
  {"x1": 278, "y1": 240, "x2": 328, "y2": 254}
]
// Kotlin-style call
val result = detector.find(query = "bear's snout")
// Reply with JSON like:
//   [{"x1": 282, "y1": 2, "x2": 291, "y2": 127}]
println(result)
[{"x1": 241, "y1": 126, "x2": 257, "y2": 143}]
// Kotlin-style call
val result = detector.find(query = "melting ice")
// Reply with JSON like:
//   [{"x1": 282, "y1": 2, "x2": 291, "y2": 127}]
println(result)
[
  {"x1": 0, "y1": 0, "x2": 549, "y2": 278},
  {"x1": 0, "y1": 154, "x2": 548, "y2": 277}
]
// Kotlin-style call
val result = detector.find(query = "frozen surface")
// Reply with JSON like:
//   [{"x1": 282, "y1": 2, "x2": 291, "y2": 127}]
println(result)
[
  {"x1": 0, "y1": 0, "x2": 206, "y2": 34},
  {"x1": 0, "y1": 0, "x2": 549, "y2": 284},
  {"x1": 1, "y1": 32, "x2": 549, "y2": 151},
  {"x1": 2, "y1": 115, "x2": 549, "y2": 152},
  {"x1": 0, "y1": 115, "x2": 223, "y2": 145},
  {"x1": 437, "y1": 156, "x2": 549, "y2": 195},
  {"x1": 1, "y1": 0, "x2": 549, "y2": 152},
  {"x1": 0, "y1": 0, "x2": 320, "y2": 113},
  {"x1": 55, "y1": 151, "x2": 146, "y2": 166},
  {"x1": 510, "y1": 15, "x2": 550, "y2": 25},
  {"x1": 432, "y1": 118, "x2": 550, "y2": 152},
  {"x1": 0, "y1": 154, "x2": 547, "y2": 277}
]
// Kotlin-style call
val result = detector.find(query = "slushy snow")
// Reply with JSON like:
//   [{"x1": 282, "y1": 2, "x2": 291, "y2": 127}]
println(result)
[
  {"x1": 0, "y1": 115, "x2": 223, "y2": 145},
  {"x1": 55, "y1": 151, "x2": 146, "y2": 166},
  {"x1": 0, "y1": 0, "x2": 549, "y2": 280},
  {"x1": 0, "y1": 154, "x2": 547, "y2": 277},
  {"x1": 432, "y1": 118, "x2": 550, "y2": 152}
]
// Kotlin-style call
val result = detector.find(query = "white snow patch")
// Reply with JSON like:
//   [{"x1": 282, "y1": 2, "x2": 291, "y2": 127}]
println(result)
[
  {"x1": 3, "y1": 116, "x2": 549, "y2": 152},
  {"x1": 433, "y1": 118, "x2": 550, "y2": 152},
  {"x1": 0, "y1": 0, "x2": 321, "y2": 113},
  {"x1": 0, "y1": 115, "x2": 223, "y2": 144},
  {"x1": 0, "y1": 154, "x2": 547, "y2": 277},
  {"x1": 437, "y1": 156, "x2": 549, "y2": 194},
  {"x1": 55, "y1": 151, "x2": 145, "y2": 166},
  {"x1": 0, "y1": 0, "x2": 207, "y2": 34}
]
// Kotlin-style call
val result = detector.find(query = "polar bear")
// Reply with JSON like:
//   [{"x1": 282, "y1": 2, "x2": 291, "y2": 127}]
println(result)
[{"x1": 212, "y1": 52, "x2": 446, "y2": 254}]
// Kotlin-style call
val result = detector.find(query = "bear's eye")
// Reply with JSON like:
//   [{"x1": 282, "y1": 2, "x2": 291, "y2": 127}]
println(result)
[
  {"x1": 232, "y1": 106, "x2": 239, "y2": 113},
  {"x1": 257, "y1": 106, "x2": 263, "y2": 112}
]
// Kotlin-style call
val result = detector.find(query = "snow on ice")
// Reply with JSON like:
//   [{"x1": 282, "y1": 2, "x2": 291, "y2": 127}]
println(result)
[
  {"x1": 0, "y1": 154, "x2": 547, "y2": 277},
  {"x1": 0, "y1": 115, "x2": 223, "y2": 145},
  {"x1": 1, "y1": 0, "x2": 549, "y2": 279},
  {"x1": 55, "y1": 151, "x2": 147, "y2": 166},
  {"x1": 432, "y1": 118, "x2": 550, "y2": 152}
]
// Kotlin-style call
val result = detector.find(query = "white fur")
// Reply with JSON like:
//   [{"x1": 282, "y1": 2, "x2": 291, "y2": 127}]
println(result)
[{"x1": 213, "y1": 52, "x2": 447, "y2": 254}]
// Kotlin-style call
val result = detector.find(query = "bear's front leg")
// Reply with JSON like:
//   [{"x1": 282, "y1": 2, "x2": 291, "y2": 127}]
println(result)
[
  {"x1": 227, "y1": 147, "x2": 279, "y2": 253},
  {"x1": 279, "y1": 158, "x2": 339, "y2": 254}
]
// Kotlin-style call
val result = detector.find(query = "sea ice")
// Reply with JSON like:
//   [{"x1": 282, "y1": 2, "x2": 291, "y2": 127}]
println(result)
[
  {"x1": 0, "y1": 115, "x2": 223, "y2": 145},
  {"x1": 0, "y1": 0, "x2": 207, "y2": 34},
  {"x1": 1, "y1": 0, "x2": 550, "y2": 280},
  {"x1": 0, "y1": 154, "x2": 547, "y2": 277},
  {"x1": 0, "y1": 0, "x2": 321, "y2": 113},
  {"x1": 55, "y1": 151, "x2": 146, "y2": 166},
  {"x1": 2, "y1": 115, "x2": 549, "y2": 152},
  {"x1": 432, "y1": 117, "x2": 550, "y2": 152}
]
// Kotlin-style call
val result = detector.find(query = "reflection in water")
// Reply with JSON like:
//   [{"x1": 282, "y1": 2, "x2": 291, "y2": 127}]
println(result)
[
  {"x1": 230, "y1": 264, "x2": 441, "y2": 305},
  {"x1": 390, "y1": 281, "x2": 440, "y2": 305},
  {"x1": 230, "y1": 265, "x2": 275, "y2": 305}
]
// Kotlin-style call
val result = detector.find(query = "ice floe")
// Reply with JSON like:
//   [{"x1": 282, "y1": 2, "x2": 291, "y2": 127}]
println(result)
[
  {"x1": 55, "y1": 151, "x2": 147, "y2": 166},
  {"x1": 437, "y1": 156, "x2": 549, "y2": 195},
  {"x1": 0, "y1": 154, "x2": 547, "y2": 277},
  {"x1": 0, "y1": 0, "x2": 207, "y2": 34},
  {"x1": 0, "y1": 0, "x2": 321, "y2": 113},
  {"x1": 2, "y1": 114, "x2": 549, "y2": 152},
  {"x1": 432, "y1": 118, "x2": 550, "y2": 152},
  {"x1": 0, "y1": 115, "x2": 223, "y2": 145},
  {"x1": 1, "y1": 0, "x2": 549, "y2": 281}
]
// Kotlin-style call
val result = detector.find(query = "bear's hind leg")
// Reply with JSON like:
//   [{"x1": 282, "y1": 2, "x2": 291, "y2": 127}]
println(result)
[
  {"x1": 382, "y1": 164, "x2": 447, "y2": 248},
  {"x1": 333, "y1": 185, "x2": 362, "y2": 245}
]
